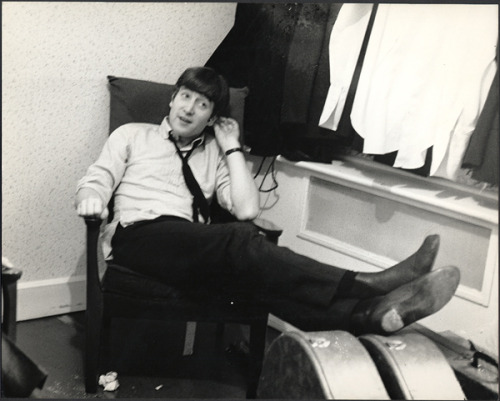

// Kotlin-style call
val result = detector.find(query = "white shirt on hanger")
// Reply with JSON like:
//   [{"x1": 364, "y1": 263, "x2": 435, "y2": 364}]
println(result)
[
  {"x1": 318, "y1": 3, "x2": 373, "y2": 131},
  {"x1": 319, "y1": 4, "x2": 498, "y2": 180}
]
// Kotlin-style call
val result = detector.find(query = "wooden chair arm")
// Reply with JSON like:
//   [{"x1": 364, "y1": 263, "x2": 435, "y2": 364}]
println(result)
[{"x1": 83, "y1": 217, "x2": 104, "y2": 296}]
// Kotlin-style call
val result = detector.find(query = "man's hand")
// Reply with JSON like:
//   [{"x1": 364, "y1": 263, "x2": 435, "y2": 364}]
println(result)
[
  {"x1": 213, "y1": 117, "x2": 259, "y2": 221},
  {"x1": 213, "y1": 117, "x2": 241, "y2": 152},
  {"x1": 75, "y1": 188, "x2": 109, "y2": 220}
]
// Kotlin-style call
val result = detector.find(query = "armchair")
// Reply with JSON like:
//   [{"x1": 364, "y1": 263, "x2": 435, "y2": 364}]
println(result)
[{"x1": 82, "y1": 76, "x2": 282, "y2": 398}]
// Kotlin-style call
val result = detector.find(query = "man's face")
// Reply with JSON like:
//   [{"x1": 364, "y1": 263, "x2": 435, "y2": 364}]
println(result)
[{"x1": 169, "y1": 86, "x2": 215, "y2": 141}]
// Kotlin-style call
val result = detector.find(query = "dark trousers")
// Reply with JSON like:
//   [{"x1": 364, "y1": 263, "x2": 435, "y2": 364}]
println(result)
[{"x1": 112, "y1": 217, "x2": 359, "y2": 330}]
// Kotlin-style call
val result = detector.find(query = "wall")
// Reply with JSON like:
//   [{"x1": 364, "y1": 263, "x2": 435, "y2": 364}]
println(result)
[{"x1": 2, "y1": 2, "x2": 236, "y2": 318}]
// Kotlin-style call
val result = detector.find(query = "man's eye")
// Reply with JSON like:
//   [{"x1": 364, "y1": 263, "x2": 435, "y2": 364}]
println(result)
[
  {"x1": 181, "y1": 92, "x2": 190, "y2": 99},
  {"x1": 198, "y1": 102, "x2": 208, "y2": 109}
]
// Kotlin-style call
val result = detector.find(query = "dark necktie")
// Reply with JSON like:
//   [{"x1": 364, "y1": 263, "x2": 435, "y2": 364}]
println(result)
[{"x1": 168, "y1": 133, "x2": 211, "y2": 223}]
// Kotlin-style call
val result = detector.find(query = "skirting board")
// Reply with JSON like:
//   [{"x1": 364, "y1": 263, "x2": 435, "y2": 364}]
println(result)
[{"x1": 16, "y1": 275, "x2": 86, "y2": 321}]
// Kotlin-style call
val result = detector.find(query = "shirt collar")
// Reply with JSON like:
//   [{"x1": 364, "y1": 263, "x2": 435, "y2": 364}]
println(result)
[{"x1": 160, "y1": 117, "x2": 206, "y2": 149}]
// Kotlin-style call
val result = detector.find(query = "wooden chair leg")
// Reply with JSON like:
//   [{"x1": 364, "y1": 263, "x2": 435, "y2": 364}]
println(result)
[
  {"x1": 100, "y1": 315, "x2": 113, "y2": 372},
  {"x1": 85, "y1": 308, "x2": 103, "y2": 393},
  {"x1": 246, "y1": 319, "x2": 267, "y2": 399}
]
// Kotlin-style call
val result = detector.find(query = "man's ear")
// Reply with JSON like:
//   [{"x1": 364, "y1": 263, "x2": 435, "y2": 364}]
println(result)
[{"x1": 207, "y1": 116, "x2": 217, "y2": 127}]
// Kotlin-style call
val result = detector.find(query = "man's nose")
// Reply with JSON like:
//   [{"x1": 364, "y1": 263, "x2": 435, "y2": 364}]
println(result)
[{"x1": 184, "y1": 99, "x2": 196, "y2": 114}]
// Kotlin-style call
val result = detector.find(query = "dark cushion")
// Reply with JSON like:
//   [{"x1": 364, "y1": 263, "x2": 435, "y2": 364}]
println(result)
[
  {"x1": 102, "y1": 264, "x2": 186, "y2": 302},
  {"x1": 108, "y1": 76, "x2": 249, "y2": 133}
]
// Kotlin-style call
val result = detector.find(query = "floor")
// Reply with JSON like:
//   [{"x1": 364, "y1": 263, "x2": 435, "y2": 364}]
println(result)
[
  {"x1": 14, "y1": 312, "x2": 279, "y2": 399},
  {"x1": 10, "y1": 313, "x2": 499, "y2": 399}
]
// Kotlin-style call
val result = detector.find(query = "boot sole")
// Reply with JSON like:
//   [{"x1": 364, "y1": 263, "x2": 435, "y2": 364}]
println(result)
[{"x1": 374, "y1": 266, "x2": 460, "y2": 333}]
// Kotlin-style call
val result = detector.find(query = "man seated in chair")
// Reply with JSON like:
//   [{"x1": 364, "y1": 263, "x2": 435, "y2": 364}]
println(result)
[{"x1": 75, "y1": 66, "x2": 460, "y2": 335}]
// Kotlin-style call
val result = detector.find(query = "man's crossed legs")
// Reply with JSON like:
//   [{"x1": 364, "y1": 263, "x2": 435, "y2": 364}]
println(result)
[{"x1": 112, "y1": 218, "x2": 460, "y2": 336}]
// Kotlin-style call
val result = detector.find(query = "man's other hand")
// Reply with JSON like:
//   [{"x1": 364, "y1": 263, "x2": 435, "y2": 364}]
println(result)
[{"x1": 75, "y1": 192, "x2": 109, "y2": 220}]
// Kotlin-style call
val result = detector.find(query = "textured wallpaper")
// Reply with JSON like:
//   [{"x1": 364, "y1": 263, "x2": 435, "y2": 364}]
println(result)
[{"x1": 2, "y1": 2, "x2": 236, "y2": 281}]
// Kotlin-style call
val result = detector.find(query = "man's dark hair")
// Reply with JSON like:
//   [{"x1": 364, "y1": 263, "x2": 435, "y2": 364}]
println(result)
[{"x1": 174, "y1": 67, "x2": 230, "y2": 118}]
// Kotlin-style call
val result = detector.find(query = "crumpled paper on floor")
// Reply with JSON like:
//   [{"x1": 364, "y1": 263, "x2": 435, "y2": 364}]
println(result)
[{"x1": 99, "y1": 371, "x2": 119, "y2": 391}]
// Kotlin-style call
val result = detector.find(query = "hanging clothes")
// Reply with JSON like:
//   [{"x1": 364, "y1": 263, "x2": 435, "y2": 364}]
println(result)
[
  {"x1": 205, "y1": 3, "x2": 302, "y2": 156},
  {"x1": 318, "y1": 3, "x2": 374, "y2": 132},
  {"x1": 346, "y1": 4, "x2": 497, "y2": 179},
  {"x1": 280, "y1": 3, "x2": 336, "y2": 125},
  {"x1": 206, "y1": 3, "x2": 345, "y2": 160},
  {"x1": 279, "y1": 2, "x2": 345, "y2": 162},
  {"x1": 462, "y1": 71, "x2": 499, "y2": 186}
]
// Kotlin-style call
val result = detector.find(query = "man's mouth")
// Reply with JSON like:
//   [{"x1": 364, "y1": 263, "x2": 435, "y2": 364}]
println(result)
[{"x1": 179, "y1": 116, "x2": 192, "y2": 124}]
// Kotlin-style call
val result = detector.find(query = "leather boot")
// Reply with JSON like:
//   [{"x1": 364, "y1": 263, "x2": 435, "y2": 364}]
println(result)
[
  {"x1": 348, "y1": 234, "x2": 440, "y2": 298},
  {"x1": 350, "y1": 265, "x2": 460, "y2": 335}
]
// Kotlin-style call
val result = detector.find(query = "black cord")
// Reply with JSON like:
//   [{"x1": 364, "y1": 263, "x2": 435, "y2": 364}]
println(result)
[
  {"x1": 256, "y1": 156, "x2": 278, "y2": 193},
  {"x1": 253, "y1": 156, "x2": 267, "y2": 179}
]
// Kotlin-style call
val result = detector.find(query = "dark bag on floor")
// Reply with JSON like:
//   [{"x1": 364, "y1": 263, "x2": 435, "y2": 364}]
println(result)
[
  {"x1": 1, "y1": 335, "x2": 48, "y2": 397},
  {"x1": 411, "y1": 323, "x2": 499, "y2": 400}
]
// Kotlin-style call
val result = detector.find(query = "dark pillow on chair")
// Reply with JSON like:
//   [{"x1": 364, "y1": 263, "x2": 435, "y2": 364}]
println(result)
[{"x1": 107, "y1": 76, "x2": 249, "y2": 133}]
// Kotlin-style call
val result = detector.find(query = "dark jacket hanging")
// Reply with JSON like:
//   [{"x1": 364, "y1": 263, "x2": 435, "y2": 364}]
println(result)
[
  {"x1": 279, "y1": 3, "x2": 345, "y2": 162},
  {"x1": 206, "y1": 3, "x2": 372, "y2": 162},
  {"x1": 206, "y1": 3, "x2": 302, "y2": 156}
]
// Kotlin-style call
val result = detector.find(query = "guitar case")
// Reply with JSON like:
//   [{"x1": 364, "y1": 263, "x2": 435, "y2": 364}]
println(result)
[
  {"x1": 257, "y1": 329, "x2": 467, "y2": 400},
  {"x1": 359, "y1": 331, "x2": 466, "y2": 400},
  {"x1": 257, "y1": 330, "x2": 390, "y2": 399}
]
